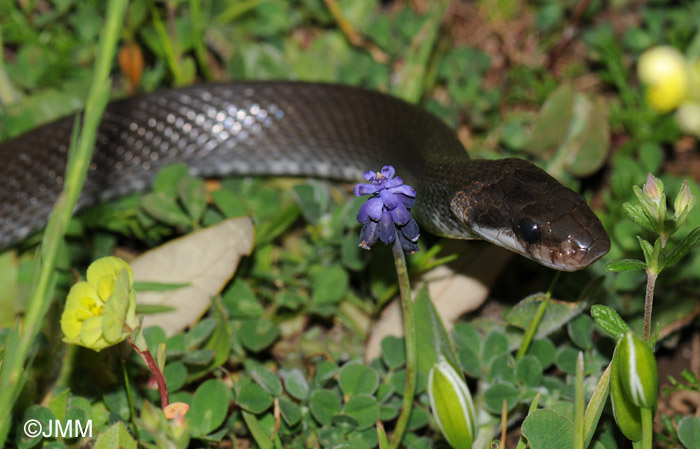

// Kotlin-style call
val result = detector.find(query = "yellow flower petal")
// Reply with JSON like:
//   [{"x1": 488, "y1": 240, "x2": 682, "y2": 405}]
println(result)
[
  {"x1": 80, "y1": 316, "x2": 104, "y2": 346},
  {"x1": 60, "y1": 313, "x2": 82, "y2": 339},
  {"x1": 87, "y1": 257, "x2": 133, "y2": 299}
]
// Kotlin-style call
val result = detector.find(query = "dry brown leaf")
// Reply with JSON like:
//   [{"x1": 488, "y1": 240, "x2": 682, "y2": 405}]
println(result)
[{"x1": 133, "y1": 217, "x2": 255, "y2": 336}]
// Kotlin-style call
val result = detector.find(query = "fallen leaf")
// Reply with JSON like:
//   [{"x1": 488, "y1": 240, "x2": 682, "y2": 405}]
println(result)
[{"x1": 133, "y1": 217, "x2": 255, "y2": 336}]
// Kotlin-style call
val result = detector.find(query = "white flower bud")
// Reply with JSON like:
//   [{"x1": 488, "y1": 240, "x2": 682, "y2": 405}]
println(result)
[{"x1": 427, "y1": 359, "x2": 477, "y2": 449}]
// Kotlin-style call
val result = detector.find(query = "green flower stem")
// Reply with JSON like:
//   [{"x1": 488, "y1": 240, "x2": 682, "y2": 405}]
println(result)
[
  {"x1": 515, "y1": 272, "x2": 561, "y2": 361},
  {"x1": 643, "y1": 272, "x2": 658, "y2": 343},
  {"x1": 0, "y1": 0, "x2": 128, "y2": 443},
  {"x1": 122, "y1": 360, "x2": 141, "y2": 440},
  {"x1": 130, "y1": 338, "x2": 170, "y2": 409},
  {"x1": 640, "y1": 406, "x2": 653, "y2": 449},
  {"x1": 389, "y1": 237, "x2": 417, "y2": 449},
  {"x1": 573, "y1": 352, "x2": 585, "y2": 449}
]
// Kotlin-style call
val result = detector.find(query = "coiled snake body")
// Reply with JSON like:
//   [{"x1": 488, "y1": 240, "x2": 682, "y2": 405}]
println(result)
[{"x1": 0, "y1": 82, "x2": 610, "y2": 270}]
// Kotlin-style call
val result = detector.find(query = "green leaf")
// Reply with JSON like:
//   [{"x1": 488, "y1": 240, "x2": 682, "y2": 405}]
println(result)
[
  {"x1": 310, "y1": 389, "x2": 342, "y2": 426},
  {"x1": 187, "y1": 297, "x2": 233, "y2": 380},
  {"x1": 567, "y1": 315, "x2": 593, "y2": 350},
  {"x1": 590, "y1": 305, "x2": 631, "y2": 340},
  {"x1": 93, "y1": 421, "x2": 137, "y2": 449},
  {"x1": 663, "y1": 227, "x2": 700, "y2": 268},
  {"x1": 141, "y1": 191, "x2": 192, "y2": 227},
  {"x1": 678, "y1": 417, "x2": 700, "y2": 449},
  {"x1": 211, "y1": 189, "x2": 247, "y2": 217},
  {"x1": 521, "y1": 409, "x2": 574, "y2": 449},
  {"x1": 341, "y1": 233, "x2": 366, "y2": 271},
  {"x1": 293, "y1": 182, "x2": 330, "y2": 225},
  {"x1": 482, "y1": 331, "x2": 509, "y2": 367},
  {"x1": 604, "y1": 259, "x2": 647, "y2": 272},
  {"x1": 506, "y1": 293, "x2": 585, "y2": 339},
  {"x1": 280, "y1": 368, "x2": 310, "y2": 401},
  {"x1": 164, "y1": 361, "x2": 188, "y2": 392},
  {"x1": 338, "y1": 363, "x2": 379, "y2": 397},
  {"x1": 483, "y1": 383, "x2": 519, "y2": 414},
  {"x1": 278, "y1": 396, "x2": 302, "y2": 426},
  {"x1": 637, "y1": 236, "x2": 654, "y2": 267},
  {"x1": 555, "y1": 345, "x2": 581, "y2": 376},
  {"x1": 185, "y1": 317, "x2": 217, "y2": 348},
  {"x1": 312, "y1": 265, "x2": 349, "y2": 304},
  {"x1": 414, "y1": 286, "x2": 461, "y2": 379},
  {"x1": 182, "y1": 349, "x2": 214, "y2": 365},
  {"x1": 223, "y1": 278, "x2": 264, "y2": 318},
  {"x1": 516, "y1": 355, "x2": 543, "y2": 388},
  {"x1": 103, "y1": 388, "x2": 130, "y2": 421},
  {"x1": 239, "y1": 318, "x2": 280, "y2": 352},
  {"x1": 177, "y1": 176, "x2": 207, "y2": 222},
  {"x1": 314, "y1": 360, "x2": 339, "y2": 386},
  {"x1": 638, "y1": 142, "x2": 663, "y2": 173},
  {"x1": 48, "y1": 389, "x2": 70, "y2": 422},
  {"x1": 17, "y1": 406, "x2": 56, "y2": 449},
  {"x1": 342, "y1": 394, "x2": 379, "y2": 430},
  {"x1": 238, "y1": 383, "x2": 273, "y2": 414},
  {"x1": 381, "y1": 336, "x2": 406, "y2": 369},
  {"x1": 526, "y1": 339, "x2": 556, "y2": 369},
  {"x1": 583, "y1": 364, "x2": 611, "y2": 449},
  {"x1": 246, "y1": 361, "x2": 283, "y2": 397},
  {"x1": 242, "y1": 411, "x2": 273, "y2": 449},
  {"x1": 255, "y1": 202, "x2": 300, "y2": 246},
  {"x1": 621, "y1": 202, "x2": 657, "y2": 233},
  {"x1": 133, "y1": 281, "x2": 189, "y2": 292},
  {"x1": 190, "y1": 379, "x2": 229, "y2": 436},
  {"x1": 153, "y1": 164, "x2": 190, "y2": 195},
  {"x1": 458, "y1": 347, "x2": 481, "y2": 378}
]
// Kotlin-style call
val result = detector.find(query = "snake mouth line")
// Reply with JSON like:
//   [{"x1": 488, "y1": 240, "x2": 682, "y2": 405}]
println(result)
[{"x1": 469, "y1": 225, "x2": 609, "y2": 272}]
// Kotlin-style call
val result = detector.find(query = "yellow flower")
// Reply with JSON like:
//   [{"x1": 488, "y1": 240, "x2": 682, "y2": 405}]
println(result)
[
  {"x1": 60, "y1": 257, "x2": 136, "y2": 351},
  {"x1": 638, "y1": 46, "x2": 690, "y2": 113}
]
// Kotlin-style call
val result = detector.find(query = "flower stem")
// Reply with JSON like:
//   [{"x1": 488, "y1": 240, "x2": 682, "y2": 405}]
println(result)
[
  {"x1": 640, "y1": 406, "x2": 653, "y2": 449},
  {"x1": 129, "y1": 338, "x2": 169, "y2": 409},
  {"x1": 643, "y1": 271, "x2": 658, "y2": 343},
  {"x1": 0, "y1": 1, "x2": 128, "y2": 443},
  {"x1": 389, "y1": 237, "x2": 417, "y2": 449},
  {"x1": 122, "y1": 360, "x2": 141, "y2": 440}
]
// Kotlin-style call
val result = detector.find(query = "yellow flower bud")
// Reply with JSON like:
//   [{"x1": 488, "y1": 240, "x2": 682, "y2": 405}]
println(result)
[{"x1": 638, "y1": 46, "x2": 689, "y2": 113}]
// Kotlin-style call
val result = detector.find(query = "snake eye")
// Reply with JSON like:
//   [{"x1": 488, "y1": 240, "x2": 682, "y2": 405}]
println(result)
[{"x1": 516, "y1": 219, "x2": 541, "y2": 244}]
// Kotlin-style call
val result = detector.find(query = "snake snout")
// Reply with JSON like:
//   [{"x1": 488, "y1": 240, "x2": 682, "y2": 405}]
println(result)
[{"x1": 558, "y1": 222, "x2": 611, "y2": 271}]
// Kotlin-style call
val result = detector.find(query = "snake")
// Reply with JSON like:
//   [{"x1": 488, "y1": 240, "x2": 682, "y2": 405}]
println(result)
[{"x1": 0, "y1": 82, "x2": 610, "y2": 271}]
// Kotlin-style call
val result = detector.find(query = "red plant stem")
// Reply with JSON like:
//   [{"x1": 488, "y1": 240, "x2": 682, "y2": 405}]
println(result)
[{"x1": 130, "y1": 338, "x2": 169, "y2": 409}]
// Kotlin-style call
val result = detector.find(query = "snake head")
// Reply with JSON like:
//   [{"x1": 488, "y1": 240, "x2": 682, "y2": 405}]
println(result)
[{"x1": 450, "y1": 158, "x2": 610, "y2": 271}]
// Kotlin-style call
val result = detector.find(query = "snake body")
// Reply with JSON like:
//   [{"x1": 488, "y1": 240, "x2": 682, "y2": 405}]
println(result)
[{"x1": 0, "y1": 82, "x2": 610, "y2": 270}]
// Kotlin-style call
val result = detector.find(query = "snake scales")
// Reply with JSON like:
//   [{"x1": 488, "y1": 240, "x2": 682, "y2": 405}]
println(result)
[{"x1": 0, "y1": 82, "x2": 610, "y2": 270}]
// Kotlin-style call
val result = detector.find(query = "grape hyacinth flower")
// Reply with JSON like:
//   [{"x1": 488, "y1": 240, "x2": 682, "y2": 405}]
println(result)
[{"x1": 354, "y1": 166, "x2": 420, "y2": 253}]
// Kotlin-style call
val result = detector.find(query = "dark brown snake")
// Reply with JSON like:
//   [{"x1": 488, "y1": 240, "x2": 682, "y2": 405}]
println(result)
[{"x1": 0, "y1": 82, "x2": 610, "y2": 270}]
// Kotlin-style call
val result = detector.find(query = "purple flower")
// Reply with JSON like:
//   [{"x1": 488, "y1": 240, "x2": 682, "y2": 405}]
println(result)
[{"x1": 354, "y1": 166, "x2": 419, "y2": 253}]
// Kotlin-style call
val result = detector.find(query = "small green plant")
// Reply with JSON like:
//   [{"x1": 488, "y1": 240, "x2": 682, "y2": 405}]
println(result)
[{"x1": 590, "y1": 173, "x2": 699, "y2": 448}]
